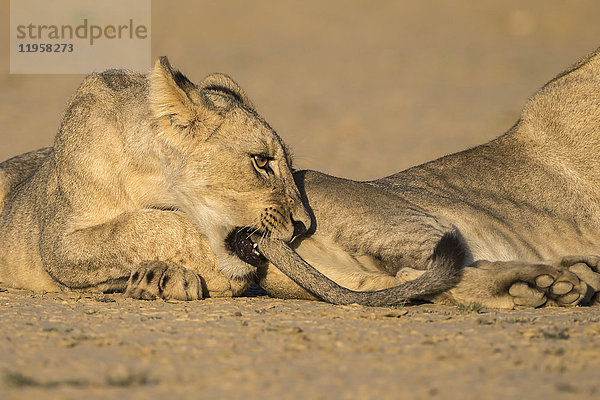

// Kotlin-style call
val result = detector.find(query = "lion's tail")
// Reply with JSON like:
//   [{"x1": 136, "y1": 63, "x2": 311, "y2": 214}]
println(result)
[{"x1": 257, "y1": 230, "x2": 465, "y2": 307}]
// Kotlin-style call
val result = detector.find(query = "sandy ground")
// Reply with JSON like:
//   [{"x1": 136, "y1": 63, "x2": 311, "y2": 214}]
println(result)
[
  {"x1": 2, "y1": 1, "x2": 600, "y2": 399},
  {"x1": 1, "y1": 289, "x2": 600, "y2": 400}
]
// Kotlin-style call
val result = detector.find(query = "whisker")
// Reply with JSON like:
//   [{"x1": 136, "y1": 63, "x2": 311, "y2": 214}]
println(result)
[{"x1": 241, "y1": 218, "x2": 263, "y2": 240}]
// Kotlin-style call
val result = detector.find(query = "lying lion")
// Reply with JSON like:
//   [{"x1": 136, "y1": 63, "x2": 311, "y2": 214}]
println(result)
[
  {"x1": 0, "y1": 57, "x2": 460, "y2": 302},
  {"x1": 251, "y1": 47, "x2": 600, "y2": 309}
]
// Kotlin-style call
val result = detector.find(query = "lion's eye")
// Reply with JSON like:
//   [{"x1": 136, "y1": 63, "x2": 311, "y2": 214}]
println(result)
[{"x1": 253, "y1": 155, "x2": 270, "y2": 170}]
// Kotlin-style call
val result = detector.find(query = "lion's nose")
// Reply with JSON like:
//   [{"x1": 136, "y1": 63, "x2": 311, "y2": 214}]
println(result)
[{"x1": 292, "y1": 219, "x2": 307, "y2": 239}]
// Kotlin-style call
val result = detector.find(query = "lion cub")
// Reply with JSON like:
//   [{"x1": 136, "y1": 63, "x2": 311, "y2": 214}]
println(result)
[{"x1": 0, "y1": 57, "x2": 310, "y2": 300}]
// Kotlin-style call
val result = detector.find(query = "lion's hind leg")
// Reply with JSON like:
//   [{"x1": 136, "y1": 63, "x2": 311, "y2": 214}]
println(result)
[
  {"x1": 430, "y1": 258, "x2": 596, "y2": 309},
  {"x1": 0, "y1": 147, "x2": 52, "y2": 207}
]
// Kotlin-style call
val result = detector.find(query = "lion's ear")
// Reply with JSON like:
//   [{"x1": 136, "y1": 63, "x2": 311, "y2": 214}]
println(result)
[
  {"x1": 149, "y1": 56, "x2": 212, "y2": 133},
  {"x1": 199, "y1": 73, "x2": 255, "y2": 110}
]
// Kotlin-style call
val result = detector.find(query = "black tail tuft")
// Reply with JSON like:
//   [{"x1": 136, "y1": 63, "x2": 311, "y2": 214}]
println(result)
[{"x1": 429, "y1": 229, "x2": 466, "y2": 286}]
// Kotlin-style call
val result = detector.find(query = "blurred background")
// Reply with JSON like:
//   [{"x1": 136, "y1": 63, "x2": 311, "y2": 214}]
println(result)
[{"x1": 2, "y1": 0, "x2": 600, "y2": 180}]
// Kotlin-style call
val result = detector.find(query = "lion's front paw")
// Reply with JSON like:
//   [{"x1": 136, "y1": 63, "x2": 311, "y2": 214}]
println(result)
[
  {"x1": 124, "y1": 261, "x2": 203, "y2": 301},
  {"x1": 507, "y1": 263, "x2": 593, "y2": 308}
]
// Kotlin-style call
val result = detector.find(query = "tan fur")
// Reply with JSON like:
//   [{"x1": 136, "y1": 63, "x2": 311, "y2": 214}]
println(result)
[
  {"x1": 0, "y1": 57, "x2": 310, "y2": 300},
  {"x1": 256, "y1": 47, "x2": 600, "y2": 309}
]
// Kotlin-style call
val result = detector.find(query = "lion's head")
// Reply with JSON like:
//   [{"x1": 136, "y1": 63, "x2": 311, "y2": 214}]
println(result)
[{"x1": 149, "y1": 57, "x2": 310, "y2": 279}]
